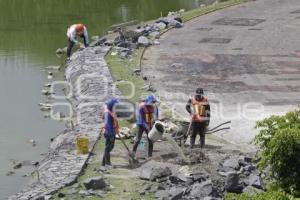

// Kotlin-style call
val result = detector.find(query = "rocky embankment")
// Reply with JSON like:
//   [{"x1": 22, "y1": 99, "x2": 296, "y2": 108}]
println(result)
[
  {"x1": 10, "y1": 12, "x2": 185, "y2": 200},
  {"x1": 10, "y1": 44, "x2": 113, "y2": 199}
]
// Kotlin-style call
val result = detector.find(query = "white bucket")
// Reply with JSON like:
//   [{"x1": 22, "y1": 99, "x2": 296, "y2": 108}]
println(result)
[{"x1": 148, "y1": 122, "x2": 164, "y2": 142}]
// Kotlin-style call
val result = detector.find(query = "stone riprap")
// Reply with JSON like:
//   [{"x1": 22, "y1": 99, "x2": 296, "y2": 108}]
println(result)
[{"x1": 10, "y1": 45, "x2": 113, "y2": 199}]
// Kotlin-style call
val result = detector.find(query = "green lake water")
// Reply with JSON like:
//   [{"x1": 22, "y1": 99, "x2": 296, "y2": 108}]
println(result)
[{"x1": 0, "y1": 0, "x2": 212, "y2": 198}]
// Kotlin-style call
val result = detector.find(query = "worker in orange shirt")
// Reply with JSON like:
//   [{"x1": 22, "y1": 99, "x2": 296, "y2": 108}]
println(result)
[{"x1": 66, "y1": 24, "x2": 89, "y2": 58}]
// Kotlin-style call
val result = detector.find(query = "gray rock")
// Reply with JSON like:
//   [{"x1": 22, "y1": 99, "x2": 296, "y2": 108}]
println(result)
[
  {"x1": 244, "y1": 165, "x2": 256, "y2": 172},
  {"x1": 243, "y1": 185, "x2": 264, "y2": 194},
  {"x1": 155, "y1": 22, "x2": 167, "y2": 30},
  {"x1": 169, "y1": 187, "x2": 185, "y2": 200},
  {"x1": 154, "y1": 190, "x2": 169, "y2": 199},
  {"x1": 191, "y1": 172, "x2": 209, "y2": 182},
  {"x1": 140, "y1": 167, "x2": 172, "y2": 181},
  {"x1": 248, "y1": 174, "x2": 264, "y2": 189},
  {"x1": 225, "y1": 172, "x2": 243, "y2": 193},
  {"x1": 138, "y1": 36, "x2": 150, "y2": 46},
  {"x1": 83, "y1": 176, "x2": 107, "y2": 190},
  {"x1": 190, "y1": 180, "x2": 213, "y2": 198},
  {"x1": 139, "y1": 168, "x2": 152, "y2": 180},
  {"x1": 149, "y1": 31, "x2": 160, "y2": 39},
  {"x1": 150, "y1": 167, "x2": 172, "y2": 181},
  {"x1": 223, "y1": 159, "x2": 240, "y2": 170}
]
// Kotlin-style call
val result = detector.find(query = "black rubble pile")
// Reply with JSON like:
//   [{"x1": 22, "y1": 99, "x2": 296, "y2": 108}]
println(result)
[
  {"x1": 218, "y1": 156, "x2": 265, "y2": 194},
  {"x1": 139, "y1": 166, "x2": 221, "y2": 200},
  {"x1": 138, "y1": 154, "x2": 265, "y2": 199}
]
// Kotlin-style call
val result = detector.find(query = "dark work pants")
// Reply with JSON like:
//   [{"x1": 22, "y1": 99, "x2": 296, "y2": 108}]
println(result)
[
  {"x1": 191, "y1": 121, "x2": 207, "y2": 148},
  {"x1": 67, "y1": 36, "x2": 88, "y2": 57},
  {"x1": 102, "y1": 136, "x2": 115, "y2": 166},
  {"x1": 132, "y1": 125, "x2": 154, "y2": 157}
]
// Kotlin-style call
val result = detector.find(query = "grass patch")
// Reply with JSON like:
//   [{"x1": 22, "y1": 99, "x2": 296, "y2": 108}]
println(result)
[
  {"x1": 105, "y1": 48, "x2": 147, "y2": 103},
  {"x1": 53, "y1": 139, "x2": 154, "y2": 200},
  {"x1": 181, "y1": 0, "x2": 249, "y2": 22}
]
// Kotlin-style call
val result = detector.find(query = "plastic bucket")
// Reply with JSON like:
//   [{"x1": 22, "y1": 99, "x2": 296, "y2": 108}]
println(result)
[
  {"x1": 76, "y1": 135, "x2": 89, "y2": 154},
  {"x1": 148, "y1": 122, "x2": 164, "y2": 142}
]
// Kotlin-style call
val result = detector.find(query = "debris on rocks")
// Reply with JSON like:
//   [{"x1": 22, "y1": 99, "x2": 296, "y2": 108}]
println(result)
[{"x1": 45, "y1": 65, "x2": 61, "y2": 70}]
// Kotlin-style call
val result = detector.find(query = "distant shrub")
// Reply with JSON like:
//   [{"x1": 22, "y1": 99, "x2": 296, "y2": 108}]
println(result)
[{"x1": 253, "y1": 107, "x2": 300, "y2": 195}]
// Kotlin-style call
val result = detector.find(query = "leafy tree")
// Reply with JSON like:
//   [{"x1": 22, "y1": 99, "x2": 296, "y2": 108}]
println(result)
[{"x1": 253, "y1": 107, "x2": 300, "y2": 195}]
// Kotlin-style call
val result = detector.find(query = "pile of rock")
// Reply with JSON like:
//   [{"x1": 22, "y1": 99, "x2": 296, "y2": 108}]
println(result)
[
  {"x1": 139, "y1": 166, "x2": 219, "y2": 200},
  {"x1": 137, "y1": 153, "x2": 264, "y2": 199},
  {"x1": 58, "y1": 176, "x2": 109, "y2": 198},
  {"x1": 110, "y1": 14, "x2": 183, "y2": 59},
  {"x1": 218, "y1": 156, "x2": 265, "y2": 194}
]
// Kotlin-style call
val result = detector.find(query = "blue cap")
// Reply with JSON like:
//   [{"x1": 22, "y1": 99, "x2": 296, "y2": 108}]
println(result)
[
  {"x1": 105, "y1": 97, "x2": 119, "y2": 110},
  {"x1": 145, "y1": 95, "x2": 157, "y2": 105}
]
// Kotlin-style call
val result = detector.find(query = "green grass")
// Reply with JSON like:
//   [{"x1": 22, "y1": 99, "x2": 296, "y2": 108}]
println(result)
[
  {"x1": 53, "y1": 1, "x2": 251, "y2": 199},
  {"x1": 105, "y1": 48, "x2": 147, "y2": 103},
  {"x1": 53, "y1": 139, "x2": 154, "y2": 200}
]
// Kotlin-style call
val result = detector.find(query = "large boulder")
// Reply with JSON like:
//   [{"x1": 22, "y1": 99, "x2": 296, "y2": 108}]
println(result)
[
  {"x1": 225, "y1": 172, "x2": 243, "y2": 193},
  {"x1": 243, "y1": 185, "x2": 264, "y2": 194},
  {"x1": 248, "y1": 174, "x2": 264, "y2": 189},
  {"x1": 190, "y1": 180, "x2": 213, "y2": 198},
  {"x1": 222, "y1": 159, "x2": 240, "y2": 170},
  {"x1": 83, "y1": 176, "x2": 107, "y2": 190},
  {"x1": 168, "y1": 186, "x2": 185, "y2": 200},
  {"x1": 138, "y1": 36, "x2": 150, "y2": 46},
  {"x1": 139, "y1": 167, "x2": 172, "y2": 181},
  {"x1": 154, "y1": 190, "x2": 169, "y2": 199}
]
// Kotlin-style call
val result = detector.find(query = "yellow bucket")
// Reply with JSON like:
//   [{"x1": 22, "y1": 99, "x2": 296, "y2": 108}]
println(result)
[{"x1": 76, "y1": 135, "x2": 89, "y2": 154}]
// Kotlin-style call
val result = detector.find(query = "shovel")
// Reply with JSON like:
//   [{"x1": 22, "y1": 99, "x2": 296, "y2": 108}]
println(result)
[{"x1": 117, "y1": 132, "x2": 138, "y2": 167}]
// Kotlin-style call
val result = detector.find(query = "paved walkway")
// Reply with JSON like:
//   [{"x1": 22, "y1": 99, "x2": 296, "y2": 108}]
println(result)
[{"x1": 143, "y1": 0, "x2": 300, "y2": 144}]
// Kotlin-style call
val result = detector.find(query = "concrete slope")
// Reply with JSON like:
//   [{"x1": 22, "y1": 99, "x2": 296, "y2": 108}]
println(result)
[{"x1": 143, "y1": 0, "x2": 300, "y2": 144}]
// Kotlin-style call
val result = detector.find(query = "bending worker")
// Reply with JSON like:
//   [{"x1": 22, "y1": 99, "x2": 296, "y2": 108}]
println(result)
[
  {"x1": 186, "y1": 88, "x2": 210, "y2": 148},
  {"x1": 132, "y1": 95, "x2": 159, "y2": 158},
  {"x1": 102, "y1": 97, "x2": 119, "y2": 168},
  {"x1": 66, "y1": 24, "x2": 89, "y2": 58}
]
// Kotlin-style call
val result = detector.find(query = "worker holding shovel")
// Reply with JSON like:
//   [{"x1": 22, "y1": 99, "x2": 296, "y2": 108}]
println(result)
[
  {"x1": 101, "y1": 97, "x2": 119, "y2": 168},
  {"x1": 186, "y1": 88, "x2": 210, "y2": 148},
  {"x1": 132, "y1": 95, "x2": 159, "y2": 158}
]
